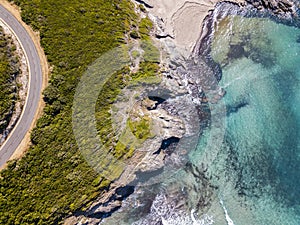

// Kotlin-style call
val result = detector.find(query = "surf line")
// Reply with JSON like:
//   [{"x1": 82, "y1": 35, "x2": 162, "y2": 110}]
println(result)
[{"x1": 219, "y1": 198, "x2": 235, "y2": 225}]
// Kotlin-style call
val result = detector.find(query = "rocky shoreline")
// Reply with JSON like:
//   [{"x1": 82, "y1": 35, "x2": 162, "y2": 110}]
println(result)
[{"x1": 64, "y1": 0, "x2": 300, "y2": 224}]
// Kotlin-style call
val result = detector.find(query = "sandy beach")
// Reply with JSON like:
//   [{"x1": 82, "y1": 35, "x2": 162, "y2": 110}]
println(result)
[{"x1": 143, "y1": 0, "x2": 245, "y2": 55}]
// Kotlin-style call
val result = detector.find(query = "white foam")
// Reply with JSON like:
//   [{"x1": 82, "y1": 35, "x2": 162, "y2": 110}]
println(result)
[
  {"x1": 219, "y1": 198, "x2": 235, "y2": 225},
  {"x1": 160, "y1": 210, "x2": 214, "y2": 225}
]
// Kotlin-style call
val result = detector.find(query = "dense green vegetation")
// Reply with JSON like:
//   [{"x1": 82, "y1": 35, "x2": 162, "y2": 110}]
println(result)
[
  {"x1": 0, "y1": 28, "x2": 19, "y2": 132},
  {"x1": 113, "y1": 115, "x2": 153, "y2": 159},
  {"x1": 94, "y1": 12, "x2": 160, "y2": 164},
  {"x1": 128, "y1": 115, "x2": 152, "y2": 141},
  {"x1": 0, "y1": 0, "x2": 161, "y2": 224},
  {"x1": 95, "y1": 51, "x2": 160, "y2": 161}
]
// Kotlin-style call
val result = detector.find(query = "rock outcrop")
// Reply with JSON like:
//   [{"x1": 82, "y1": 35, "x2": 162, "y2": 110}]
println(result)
[{"x1": 246, "y1": 0, "x2": 298, "y2": 17}]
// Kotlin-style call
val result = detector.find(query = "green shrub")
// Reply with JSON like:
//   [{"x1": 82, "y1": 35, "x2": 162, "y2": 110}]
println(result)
[
  {"x1": 128, "y1": 116, "x2": 152, "y2": 141},
  {"x1": 139, "y1": 4, "x2": 146, "y2": 13},
  {"x1": 139, "y1": 17, "x2": 153, "y2": 39}
]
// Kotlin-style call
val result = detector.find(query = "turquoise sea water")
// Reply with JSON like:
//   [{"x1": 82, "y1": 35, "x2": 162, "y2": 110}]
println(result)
[
  {"x1": 101, "y1": 8, "x2": 300, "y2": 225},
  {"x1": 190, "y1": 15, "x2": 300, "y2": 224}
]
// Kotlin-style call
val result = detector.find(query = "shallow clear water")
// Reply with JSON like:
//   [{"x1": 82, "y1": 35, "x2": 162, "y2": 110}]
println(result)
[
  {"x1": 101, "y1": 12, "x2": 300, "y2": 225},
  {"x1": 191, "y1": 15, "x2": 300, "y2": 224}
]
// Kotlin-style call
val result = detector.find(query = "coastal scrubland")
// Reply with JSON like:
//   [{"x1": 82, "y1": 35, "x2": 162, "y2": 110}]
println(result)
[{"x1": 0, "y1": 0, "x2": 159, "y2": 224}]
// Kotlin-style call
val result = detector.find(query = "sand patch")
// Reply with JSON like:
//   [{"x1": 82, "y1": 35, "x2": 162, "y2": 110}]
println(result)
[{"x1": 143, "y1": 0, "x2": 245, "y2": 55}]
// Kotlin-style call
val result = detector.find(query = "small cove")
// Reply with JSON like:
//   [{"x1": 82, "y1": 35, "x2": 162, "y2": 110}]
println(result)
[{"x1": 100, "y1": 4, "x2": 300, "y2": 225}]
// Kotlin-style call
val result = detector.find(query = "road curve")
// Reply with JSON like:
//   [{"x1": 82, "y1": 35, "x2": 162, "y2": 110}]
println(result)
[{"x1": 0, "y1": 5, "x2": 43, "y2": 166}]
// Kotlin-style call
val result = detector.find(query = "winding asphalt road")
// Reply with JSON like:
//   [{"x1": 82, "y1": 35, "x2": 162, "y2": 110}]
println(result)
[{"x1": 0, "y1": 5, "x2": 42, "y2": 166}]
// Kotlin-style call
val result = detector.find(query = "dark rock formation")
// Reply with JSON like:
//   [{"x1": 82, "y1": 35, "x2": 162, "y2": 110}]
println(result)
[
  {"x1": 226, "y1": 96, "x2": 250, "y2": 116},
  {"x1": 246, "y1": 0, "x2": 298, "y2": 17},
  {"x1": 155, "y1": 33, "x2": 174, "y2": 39},
  {"x1": 134, "y1": 0, "x2": 153, "y2": 8}
]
